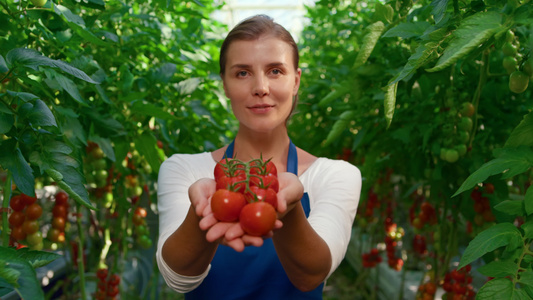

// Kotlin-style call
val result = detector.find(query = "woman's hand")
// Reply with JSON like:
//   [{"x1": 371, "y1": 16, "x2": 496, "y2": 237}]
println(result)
[
  {"x1": 275, "y1": 172, "x2": 304, "y2": 218},
  {"x1": 189, "y1": 178, "x2": 282, "y2": 252}
]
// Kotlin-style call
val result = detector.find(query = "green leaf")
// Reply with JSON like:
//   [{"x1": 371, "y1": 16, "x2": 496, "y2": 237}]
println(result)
[
  {"x1": 0, "y1": 55, "x2": 7, "y2": 72},
  {"x1": 494, "y1": 200, "x2": 525, "y2": 217},
  {"x1": 43, "y1": 140, "x2": 73, "y2": 155},
  {"x1": 519, "y1": 270, "x2": 533, "y2": 288},
  {"x1": 430, "y1": 0, "x2": 449, "y2": 24},
  {"x1": 525, "y1": 186, "x2": 533, "y2": 216},
  {"x1": 52, "y1": 72, "x2": 86, "y2": 105},
  {"x1": 374, "y1": 2, "x2": 394, "y2": 24},
  {"x1": 0, "y1": 260, "x2": 20, "y2": 286},
  {"x1": 318, "y1": 84, "x2": 348, "y2": 107},
  {"x1": 458, "y1": 223, "x2": 522, "y2": 269},
  {"x1": 0, "y1": 110, "x2": 14, "y2": 134},
  {"x1": 390, "y1": 42, "x2": 439, "y2": 84},
  {"x1": 522, "y1": 219, "x2": 533, "y2": 239},
  {"x1": 0, "y1": 246, "x2": 59, "y2": 300},
  {"x1": 505, "y1": 111, "x2": 533, "y2": 148},
  {"x1": 27, "y1": 99, "x2": 58, "y2": 127},
  {"x1": 324, "y1": 110, "x2": 356, "y2": 146},
  {"x1": 134, "y1": 131, "x2": 161, "y2": 174},
  {"x1": 384, "y1": 82, "x2": 397, "y2": 128},
  {"x1": 0, "y1": 140, "x2": 35, "y2": 197},
  {"x1": 383, "y1": 21, "x2": 431, "y2": 39},
  {"x1": 11, "y1": 248, "x2": 61, "y2": 269},
  {"x1": 177, "y1": 77, "x2": 201, "y2": 95},
  {"x1": 477, "y1": 260, "x2": 518, "y2": 278},
  {"x1": 353, "y1": 21, "x2": 385, "y2": 69},
  {"x1": 6, "y1": 90, "x2": 39, "y2": 102},
  {"x1": 477, "y1": 277, "x2": 529, "y2": 300},
  {"x1": 453, "y1": 147, "x2": 533, "y2": 197},
  {"x1": 6, "y1": 48, "x2": 99, "y2": 84},
  {"x1": 427, "y1": 11, "x2": 503, "y2": 72},
  {"x1": 130, "y1": 100, "x2": 176, "y2": 121}
]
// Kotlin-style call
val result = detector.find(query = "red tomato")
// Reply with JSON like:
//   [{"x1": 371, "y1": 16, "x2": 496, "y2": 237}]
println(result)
[
  {"x1": 244, "y1": 186, "x2": 278, "y2": 209},
  {"x1": 52, "y1": 217, "x2": 66, "y2": 231},
  {"x1": 52, "y1": 205, "x2": 68, "y2": 218},
  {"x1": 96, "y1": 268, "x2": 108, "y2": 281},
  {"x1": 108, "y1": 274, "x2": 121, "y2": 286},
  {"x1": 214, "y1": 158, "x2": 245, "y2": 182},
  {"x1": 239, "y1": 202, "x2": 277, "y2": 236},
  {"x1": 11, "y1": 226, "x2": 26, "y2": 241},
  {"x1": 211, "y1": 189, "x2": 247, "y2": 222},
  {"x1": 22, "y1": 219, "x2": 39, "y2": 235},
  {"x1": 26, "y1": 203, "x2": 43, "y2": 220},
  {"x1": 249, "y1": 173, "x2": 279, "y2": 192},
  {"x1": 21, "y1": 194, "x2": 37, "y2": 206},
  {"x1": 249, "y1": 159, "x2": 277, "y2": 176},
  {"x1": 55, "y1": 191, "x2": 69, "y2": 206},
  {"x1": 216, "y1": 174, "x2": 246, "y2": 193},
  {"x1": 134, "y1": 207, "x2": 147, "y2": 218},
  {"x1": 8, "y1": 211, "x2": 26, "y2": 227},
  {"x1": 9, "y1": 195, "x2": 26, "y2": 212}
]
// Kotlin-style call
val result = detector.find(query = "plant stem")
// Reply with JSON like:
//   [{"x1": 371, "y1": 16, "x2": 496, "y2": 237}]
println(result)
[
  {"x1": 76, "y1": 204, "x2": 87, "y2": 300},
  {"x1": 2, "y1": 172, "x2": 13, "y2": 247},
  {"x1": 469, "y1": 50, "x2": 490, "y2": 148}
]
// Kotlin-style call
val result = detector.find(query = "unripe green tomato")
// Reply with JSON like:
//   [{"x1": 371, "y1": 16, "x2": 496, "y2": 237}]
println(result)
[
  {"x1": 502, "y1": 56, "x2": 517, "y2": 74},
  {"x1": 457, "y1": 130, "x2": 470, "y2": 144},
  {"x1": 502, "y1": 42, "x2": 517, "y2": 57},
  {"x1": 509, "y1": 71, "x2": 529, "y2": 94},
  {"x1": 445, "y1": 149, "x2": 459, "y2": 163},
  {"x1": 30, "y1": 0, "x2": 47, "y2": 7},
  {"x1": 459, "y1": 102, "x2": 475, "y2": 117},
  {"x1": 504, "y1": 30, "x2": 515, "y2": 43},
  {"x1": 440, "y1": 148, "x2": 448, "y2": 160},
  {"x1": 26, "y1": 231, "x2": 43, "y2": 246},
  {"x1": 93, "y1": 158, "x2": 107, "y2": 171},
  {"x1": 455, "y1": 144, "x2": 467, "y2": 156},
  {"x1": 458, "y1": 117, "x2": 473, "y2": 132}
]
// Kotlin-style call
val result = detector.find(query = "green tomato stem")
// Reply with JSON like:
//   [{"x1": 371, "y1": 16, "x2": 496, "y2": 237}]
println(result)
[{"x1": 2, "y1": 172, "x2": 13, "y2": 247}]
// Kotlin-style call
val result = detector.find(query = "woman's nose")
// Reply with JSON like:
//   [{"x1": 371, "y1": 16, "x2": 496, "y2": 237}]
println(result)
[{"x1": 253, "y1": 75, "x2": 269, "y2": 97}]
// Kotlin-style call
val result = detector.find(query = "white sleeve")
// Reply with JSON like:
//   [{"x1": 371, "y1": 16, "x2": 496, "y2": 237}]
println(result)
[
  {"x1": 155, "y1": 153, "x2": 213, "y2": 293},
  {"x1": 304, "y1": 159, "x2": 362, "y2": 278}
]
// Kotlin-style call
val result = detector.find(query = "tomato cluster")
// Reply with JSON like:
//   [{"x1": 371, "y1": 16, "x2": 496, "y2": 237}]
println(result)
[
  {"x1": 47, "y1": 191, "x2": 69, "y2": 243},
  {"x1": 500, "y1": 29, "x2": 531, "y2": 94},
  {"x1": 212, "y1": 157, "x2": 279, "y2": 237},
  {"x1": 8, "y1": 193, "x2": 43, "y2": 250},
  {"x1": 470, "y1": 184, "x2": 496, "y2": 227},
  {"x1": 85, "y1": 143, "x2": 110, "y2": 189},
  {"x1": 94, "y1": 268, "x2": 120, "y2": 300},
  {"x1": 411, "y1": 202, "x2": 438, "y2": 230},
  {"x1": 416, "y1": 281, "x2": 437, "y2": 300},
  {"x1": 132, "y1": 206, "x2": 152, "y2": 249},
  {"x1": 442, "y1": 266, "x2": 476, "y2": 300},
  {"x1": 361, "y1": 248, "x2": 382, "y2": 268},
  {"x1": 412, "y1": 234, "x2": 427, "y2": 256}
]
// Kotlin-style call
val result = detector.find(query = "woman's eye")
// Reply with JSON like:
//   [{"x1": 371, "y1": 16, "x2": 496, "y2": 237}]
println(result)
[
  {"x1": 237, "y1": 71, "x2": 248, "y2": 77},
  {"x1": 271, "y1": 69, "x2": 281, "y2": 75}
]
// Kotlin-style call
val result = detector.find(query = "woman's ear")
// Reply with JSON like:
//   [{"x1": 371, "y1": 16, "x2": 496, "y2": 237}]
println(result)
[{"x1": 293, "y1": 68, "x2": 302, "y2": 95}]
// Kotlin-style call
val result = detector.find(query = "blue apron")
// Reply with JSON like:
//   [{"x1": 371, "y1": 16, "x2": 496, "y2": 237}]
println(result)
[{"x1": 186, "y1": 140, "x2": 324, "y2": 299}]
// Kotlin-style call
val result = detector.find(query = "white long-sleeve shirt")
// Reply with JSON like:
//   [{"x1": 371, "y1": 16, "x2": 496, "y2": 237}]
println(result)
[{"x1": 156, "y1": 152, "x2": 362, "y2": 293}]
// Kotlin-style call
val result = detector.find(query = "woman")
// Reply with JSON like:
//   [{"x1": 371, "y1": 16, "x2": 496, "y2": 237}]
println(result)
[{"x1": 156, "y1": 15, "x2": 362, "y2": 299}]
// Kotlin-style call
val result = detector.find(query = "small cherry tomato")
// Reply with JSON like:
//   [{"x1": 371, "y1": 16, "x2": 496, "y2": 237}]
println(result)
[
  {"x1": 211, "y1": 189, "x2": 247, "y2": 222},
  {"x1": 239, "y1": 202, "x2": 277, "y2": 236},
  {"x1": 26, "y1": 203, "x2": 43, "y2": 220}
]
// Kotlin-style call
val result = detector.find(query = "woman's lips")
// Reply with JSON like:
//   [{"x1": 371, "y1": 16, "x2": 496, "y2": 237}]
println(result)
[{"x1": 248, "y1": 104, "x2": 274, "y2": 114}]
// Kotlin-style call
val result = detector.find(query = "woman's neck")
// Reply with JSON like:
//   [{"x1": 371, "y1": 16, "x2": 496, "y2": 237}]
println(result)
[{"x1": 233, "y1": 127, "x2": 291, "y2": 171}]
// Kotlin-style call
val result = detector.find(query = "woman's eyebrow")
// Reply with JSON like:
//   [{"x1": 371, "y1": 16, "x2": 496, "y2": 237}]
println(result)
[{"x1": 229, "y1": 62, "x2": 287, "y2": 70}]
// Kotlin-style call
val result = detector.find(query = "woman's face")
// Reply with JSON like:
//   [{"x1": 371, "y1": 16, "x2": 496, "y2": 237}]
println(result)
[{"x1": 222, "y1": 35, "x2": 301, "y2": 134}]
